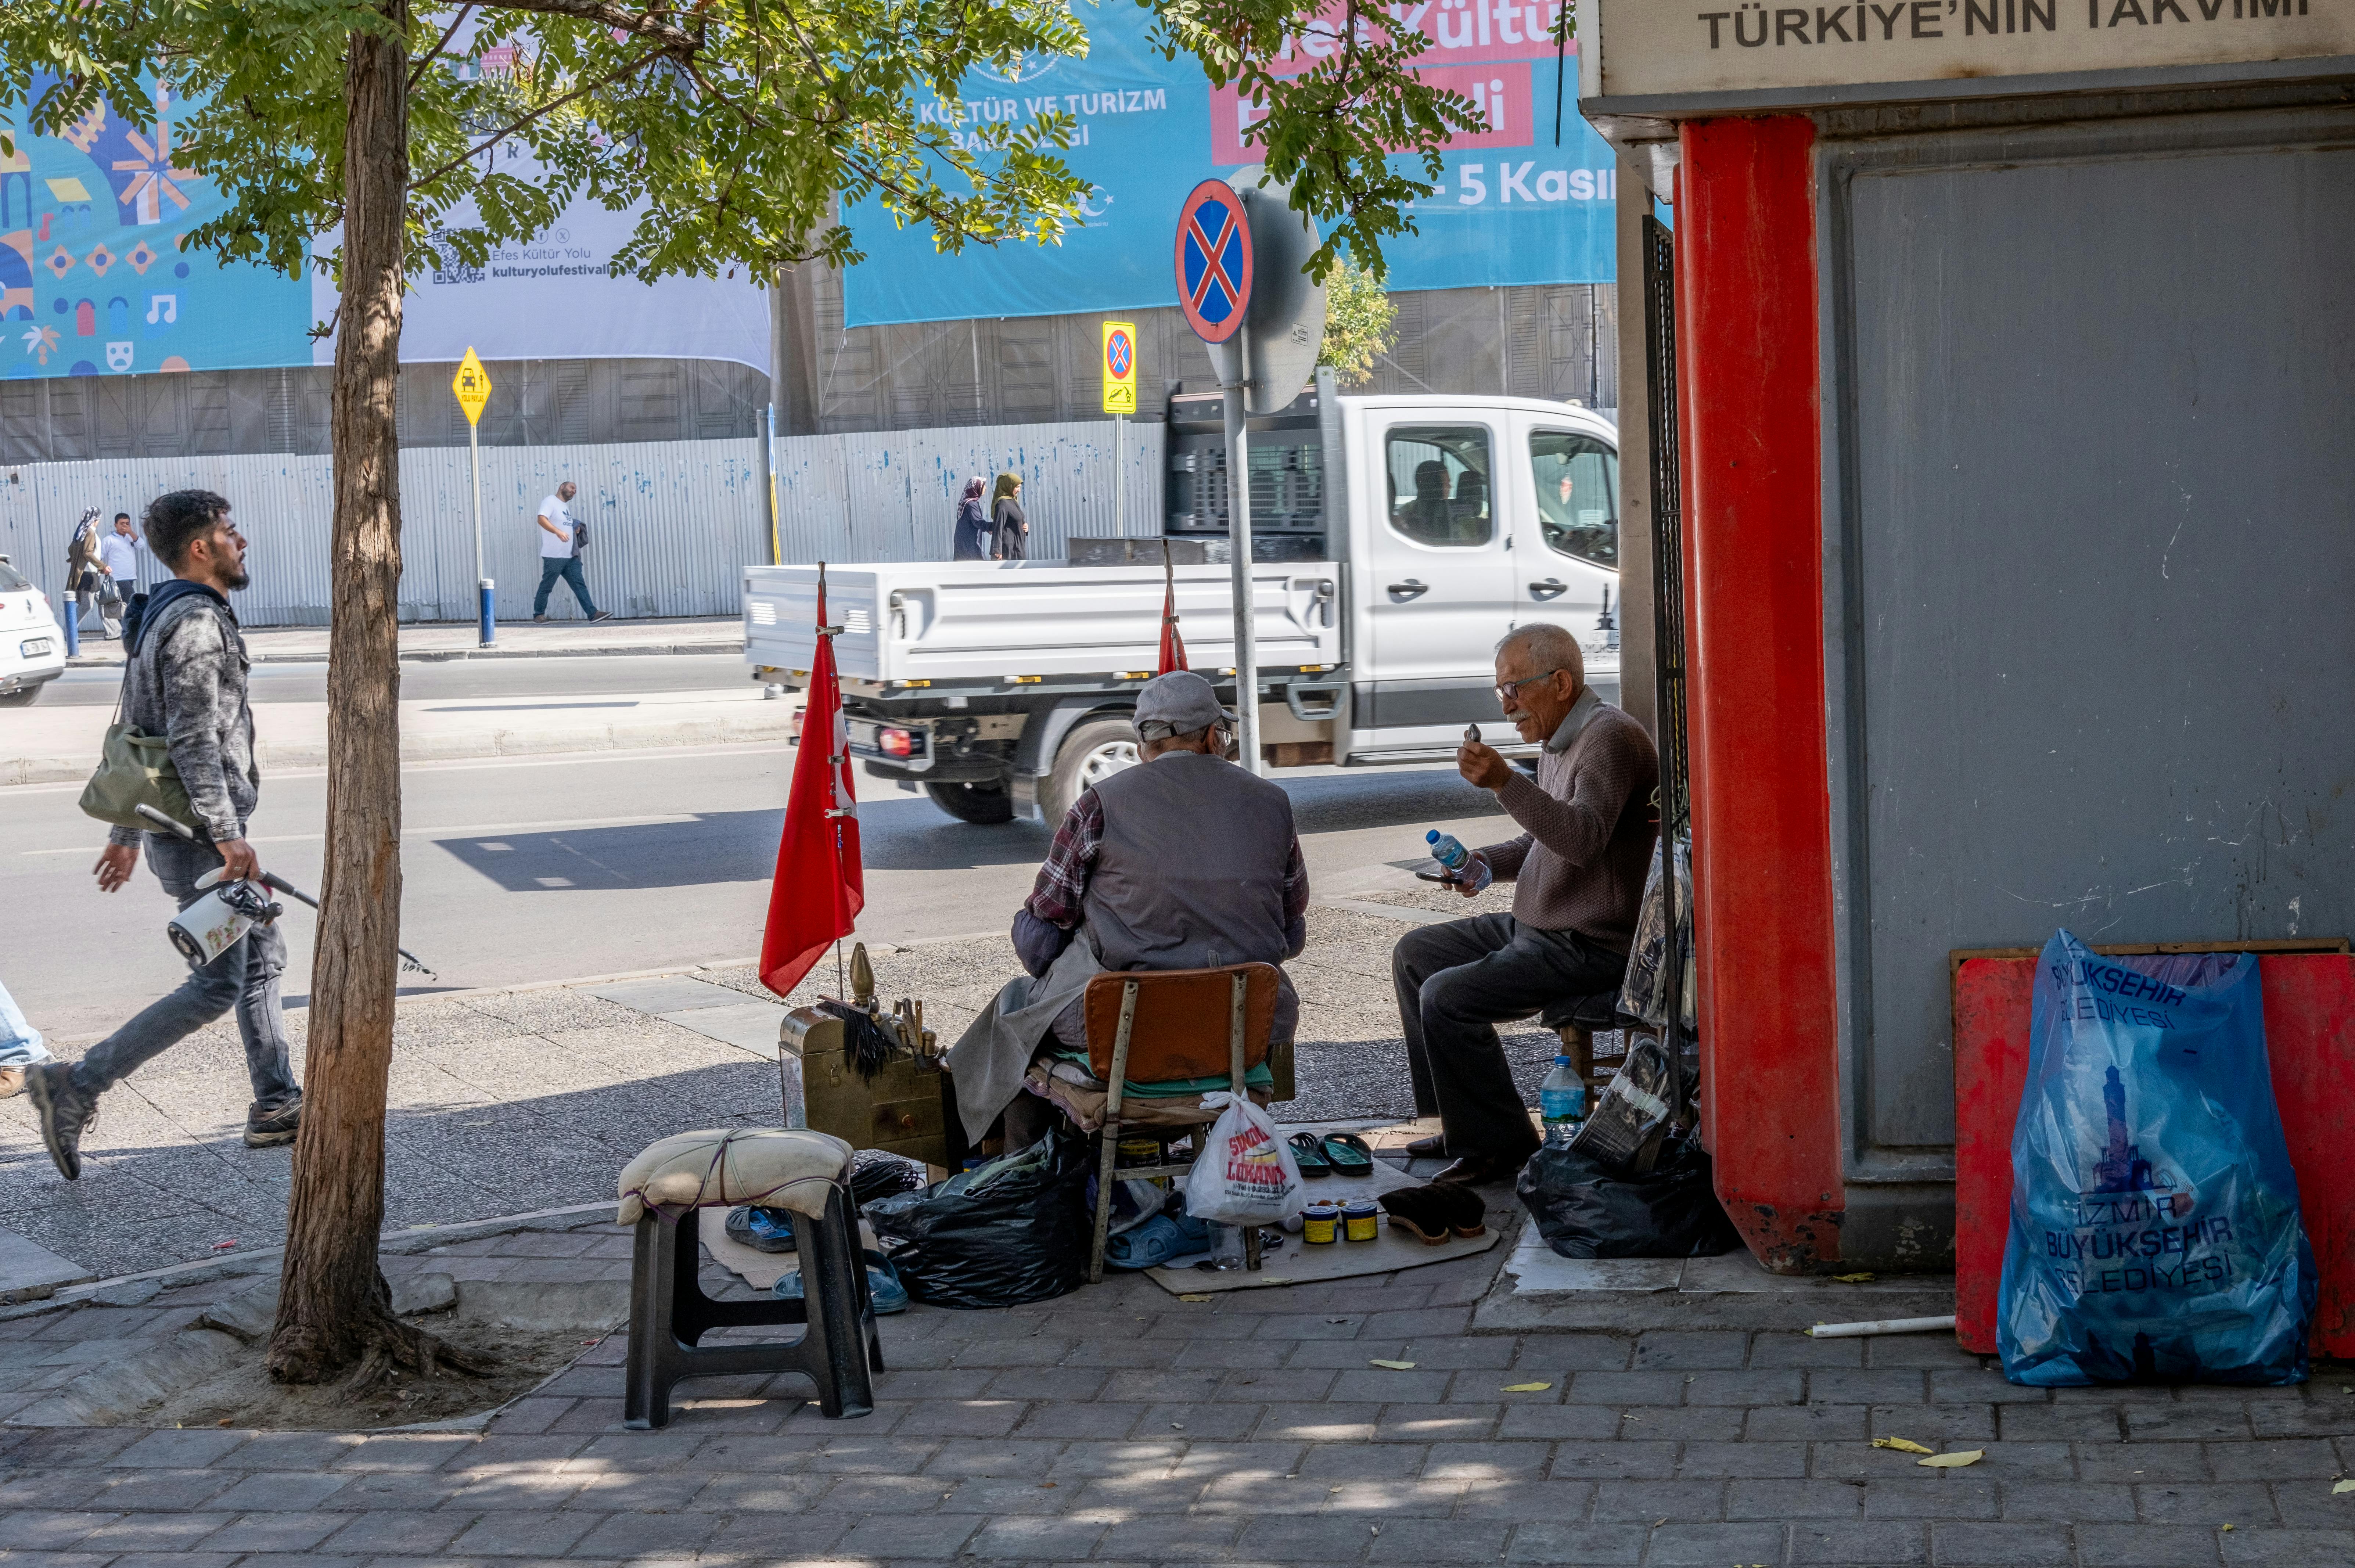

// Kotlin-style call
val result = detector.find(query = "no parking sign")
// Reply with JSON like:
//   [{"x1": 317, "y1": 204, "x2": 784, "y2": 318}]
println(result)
[
  {"x1": 1173, "y1": 180, "x2": 1252, "y2": 344},
  {"x1": 1100, "y1": 321, "x2": 1137, "y2": 415}
]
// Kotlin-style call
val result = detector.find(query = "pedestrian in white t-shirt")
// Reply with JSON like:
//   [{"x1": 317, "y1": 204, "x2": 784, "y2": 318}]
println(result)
[
  {"x1": 94, "y1": 513, "x2": 140, "y2": 637},
  {"x1": 532, "y1": 480, "x2": 610, "y2": 622}
]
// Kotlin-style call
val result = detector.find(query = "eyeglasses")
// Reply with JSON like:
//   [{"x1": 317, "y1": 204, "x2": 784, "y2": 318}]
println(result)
[{"x1": 1494, "y1": 670, "x2": 1563, "y2": 705}]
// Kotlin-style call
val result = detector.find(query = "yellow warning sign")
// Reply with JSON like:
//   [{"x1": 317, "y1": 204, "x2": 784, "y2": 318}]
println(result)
[
  {"x1": 452, "y1": 348, "x2": 492, "y2": 427},
  {"x1": 1100, "y1": 321, "x2": 1138, "y2": 416}
]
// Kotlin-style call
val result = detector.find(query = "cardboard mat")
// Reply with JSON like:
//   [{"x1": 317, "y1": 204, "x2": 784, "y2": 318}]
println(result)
[
  {"x1": 1144, "y1": 1127, "x2": 1503, "y2": 1295},
  {"x1": 700, "y1": 1207, "x2": 881, "y2": 1294}
]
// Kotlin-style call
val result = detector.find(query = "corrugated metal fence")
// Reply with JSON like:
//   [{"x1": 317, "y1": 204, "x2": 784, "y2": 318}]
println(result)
[
  {"x1": 772, "y1": 417, "x2": 1164, "y2": 565},
  {"x1": 0, "y1": 418, "x2": 1162, "y2": 627}
]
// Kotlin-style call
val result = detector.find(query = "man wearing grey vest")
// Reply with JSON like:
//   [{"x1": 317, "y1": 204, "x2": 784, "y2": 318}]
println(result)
[
  {"x1": 1392, "y1": 624, "x2": 1659, "y2": 1185},
  {"x1": 944, "y1": 670, "x2": 1309, "y2": 1146}
]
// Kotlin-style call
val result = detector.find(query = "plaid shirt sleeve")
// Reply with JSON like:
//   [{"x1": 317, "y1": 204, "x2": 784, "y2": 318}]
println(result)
[{"x1": 1023, "y1": 788, "x2": 1104, "y2": 930}]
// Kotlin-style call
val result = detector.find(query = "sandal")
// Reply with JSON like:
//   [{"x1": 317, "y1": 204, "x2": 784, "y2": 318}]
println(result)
[
  {"x1": 1104, "y1": 1212, "x2": 1212, "y2": 1270},
  {"x1": 1319, "y1": 1132, "x2": 1375, "y2": 1177},
  {"x1": 773, "y1": 1249, "x2": 909, "y2": 1314},
  {"x1": 1288, "y1": 1132, "x2": 1334, "y2": 1178},
  {"x1": 1377, "y1": 1186, "x2": 1452, "y2": 1245}
]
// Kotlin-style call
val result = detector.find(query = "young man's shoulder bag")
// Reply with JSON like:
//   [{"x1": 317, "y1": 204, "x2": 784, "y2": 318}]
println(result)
[{"x1": 78, "y1": 620, "x2": 195, "y2": 832}]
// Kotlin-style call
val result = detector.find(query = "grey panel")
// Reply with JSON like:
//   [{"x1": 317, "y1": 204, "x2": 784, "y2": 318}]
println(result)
[
  {"x1": 1367, "y1": 678, "x2": 1501, "y2": 729},
  {"x1": 1827, "y1": 111, "x2": 2355, "y2": 1169}
]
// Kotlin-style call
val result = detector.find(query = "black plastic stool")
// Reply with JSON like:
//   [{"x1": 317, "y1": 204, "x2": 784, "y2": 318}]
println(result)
[{"x1": 623, "y1": 1179, "x2": 883, "y2": 1429}]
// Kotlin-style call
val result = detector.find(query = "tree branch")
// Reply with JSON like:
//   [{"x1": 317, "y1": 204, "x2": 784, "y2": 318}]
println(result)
[
  {"x1": 407, "y1": 3, "x2": 478, "y2": 92},
  {"x1": 408, "y1": 47, "x2": 666, "y2": 192},
  {"x1": 470, "y1": 0, "x2": 700, "y2": 60}
]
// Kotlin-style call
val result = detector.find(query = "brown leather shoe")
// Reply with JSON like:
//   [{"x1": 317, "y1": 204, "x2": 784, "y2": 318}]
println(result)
[
  {"x1": 1433, "y1": 1151, "x2": 1529, "y2": 1186},
  {"x1": 1403, "y1": 1134, "x2": 1448, "y2": 1158}
]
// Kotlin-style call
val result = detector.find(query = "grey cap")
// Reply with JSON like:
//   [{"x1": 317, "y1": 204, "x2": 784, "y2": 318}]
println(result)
[{"x1": 1133, "y1": 670, "x2": 1233, "y2": 736}]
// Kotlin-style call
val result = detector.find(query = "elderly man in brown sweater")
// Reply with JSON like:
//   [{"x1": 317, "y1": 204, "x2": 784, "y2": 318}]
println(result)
[{"x1": 1392, "y1": 623, "x2": 1660, "y2": 1184}]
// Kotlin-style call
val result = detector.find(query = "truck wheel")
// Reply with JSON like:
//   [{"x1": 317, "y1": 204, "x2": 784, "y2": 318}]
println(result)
[
  {"x1": 924, "y1": 780, "x2": 1015, "y2": 824},
  {"x1": 1042, "y1": 717, "x2": 1141, "y2": 823}
]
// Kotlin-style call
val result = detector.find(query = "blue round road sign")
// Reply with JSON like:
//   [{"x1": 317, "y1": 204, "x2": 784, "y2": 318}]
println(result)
[
  {"x1": 1175, "y1": 179, "x2": 1253, "y2": 344},
  {"x1": 1107, "y1": 329, "x2": 1132, "y2": 376}
]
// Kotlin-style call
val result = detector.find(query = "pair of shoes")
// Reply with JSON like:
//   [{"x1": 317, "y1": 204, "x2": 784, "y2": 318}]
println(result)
[
  {"x1": 1403, "y1": 1133, "x2": 1448, "y2": 1159},
  {"x1": 1104, "y1": 1209, "x2": 1211, "y2": 1270},
  {"x1": 588, "y1": 611, "x2": 615, "y2": 623},
  {"x1": 1378, "y1": 1183, "x2": 1489, "y2": 1244},
  {"x1": 26, "y1": 1063, "x2": 98, "y2": 1181},
  {"x1": 532, "y1": 614, "x2": 549, "y2": 623},
  {"x1": 1285, "y1": 1132, "x2": 1376, "y2": 1178},
  {"x1": 725, "y1": 1204, "x2": 799, "y2": 1254},
  {"x1": 244, "y1": 1093, "x2": 303, "y2": 1148},
  {"x1": 773, "y1": 1249, "x2": 909, "y2": 1314},
  {"x1": 1433, "y1": 1151, "x2": 1530, "y2": 1187}
]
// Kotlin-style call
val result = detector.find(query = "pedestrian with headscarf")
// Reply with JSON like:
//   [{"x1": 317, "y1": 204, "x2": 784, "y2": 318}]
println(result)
[
  {"x1": 951, "y1": 476, "x2": 992, "y2": 561},
  {"x1": 990, "y1": 472, "x2": 1029, "y2": 561}
]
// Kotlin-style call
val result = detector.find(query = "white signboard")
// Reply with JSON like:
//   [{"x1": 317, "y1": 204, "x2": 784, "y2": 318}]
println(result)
[{"x1": 1581, "y1": 0, "x2": 2355, "y2": 100}]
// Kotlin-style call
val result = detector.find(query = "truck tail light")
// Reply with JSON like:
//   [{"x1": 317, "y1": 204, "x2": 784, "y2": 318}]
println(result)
[{"x1": 878, "y1": 727, "x2": 916, "y2": 758}]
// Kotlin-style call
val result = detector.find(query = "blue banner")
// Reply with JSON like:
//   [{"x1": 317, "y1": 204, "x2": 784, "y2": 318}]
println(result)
[{"x1": 842, "y1": 1, "x2": 1618, "y2": 328}]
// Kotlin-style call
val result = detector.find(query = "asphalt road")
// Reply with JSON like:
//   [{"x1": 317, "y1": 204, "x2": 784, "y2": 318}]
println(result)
[
  {"x1": 1, "y1": 728, "x2": 1508, "y2": 1042},
  {"x1": 38, "y1": 651, "x2": 754, "y2": 705}
]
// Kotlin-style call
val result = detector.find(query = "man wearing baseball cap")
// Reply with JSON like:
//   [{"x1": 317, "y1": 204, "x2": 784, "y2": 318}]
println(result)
[{"x1": 943, "y1": 670, "x2": 1310, "y2": 1147}]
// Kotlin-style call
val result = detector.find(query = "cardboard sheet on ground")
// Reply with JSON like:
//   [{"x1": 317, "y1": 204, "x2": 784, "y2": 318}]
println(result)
[
  {"x1": 1146, "y1": 1133, "x2": 1501, "y2": 1295},
  {"x1": 700, "y1": 1207, "x2": 879, "y2": 1294}
]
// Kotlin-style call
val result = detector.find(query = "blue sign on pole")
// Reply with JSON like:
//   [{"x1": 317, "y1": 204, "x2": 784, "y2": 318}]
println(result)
[{"x1": 1174, "y1": 180, "x2": 1252, "y2": 343}]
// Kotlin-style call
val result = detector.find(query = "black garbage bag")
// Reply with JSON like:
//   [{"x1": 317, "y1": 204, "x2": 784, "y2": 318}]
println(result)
[
  {"x1": 1517, "y1": 1131, "x2": 1745, "y2": 1259},
  {"x1": 863, "y1": 1129, "x2": 1094, "y2": 1309}
]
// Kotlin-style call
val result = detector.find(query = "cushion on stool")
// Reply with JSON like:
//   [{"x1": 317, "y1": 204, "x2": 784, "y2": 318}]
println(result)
[{"x1": 617, "y1": 1128, "x2": 853, "y2": 1225}]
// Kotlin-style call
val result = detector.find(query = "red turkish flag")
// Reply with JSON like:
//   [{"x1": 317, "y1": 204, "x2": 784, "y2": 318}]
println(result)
[
  {"x1": 759, "y1": 575, "x2": 864, "y2": 998},
  {"x1": 1157, "y1": 546, "x2": 1188, "y2": 675}
]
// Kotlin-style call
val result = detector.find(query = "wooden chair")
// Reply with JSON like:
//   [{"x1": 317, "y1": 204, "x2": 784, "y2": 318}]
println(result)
[
  {"x1": 1538, "y1": 990, "x2": 1636, "y2": 1094},
  {"x1": 1081, "y1": 962, "x2": 1281, "y2": 1284}
]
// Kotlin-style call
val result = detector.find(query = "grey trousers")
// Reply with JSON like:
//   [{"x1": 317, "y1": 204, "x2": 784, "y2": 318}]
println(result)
[
  {"x1": 72, "y1": 833, "x2": 301, "y2": 1109},
  {"x1": 1391, "y1": 912, "x2": 1628, "y2": 1160}
]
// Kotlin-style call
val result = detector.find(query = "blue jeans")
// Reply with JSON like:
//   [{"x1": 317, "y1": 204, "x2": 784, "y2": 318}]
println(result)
[
  {"x1": 0, "y1": 974, "x2": 47, "y2": 1067},
  {"x1": 533, "y1": 556, "x2": 598, "y2": 617},
  {"x1": 72, "y1": 833, "x2": 300, "y2": 1108}
]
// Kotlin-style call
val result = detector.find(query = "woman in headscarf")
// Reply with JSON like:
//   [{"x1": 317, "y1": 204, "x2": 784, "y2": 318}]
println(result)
[
  {"x1": 989, "y1": 472, "x2": 1028, "y2": 561},
  {"x1": 951, "y1": 476, "x2": 991, "y2": 561}
]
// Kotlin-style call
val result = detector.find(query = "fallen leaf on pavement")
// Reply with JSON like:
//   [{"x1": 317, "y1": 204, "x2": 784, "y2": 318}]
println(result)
[
  {"x1": 1872, "y1": 1438, "x2": 1935, "y2": 1455},
  {"x1": 2221, "y1": 1524, "x2": 2234, "y2": 1532},
  {"x1": 1832, "y1": 1271, "x2": 1876, "y2": 1282},
  {"x1": 1917, "y1": 1450, "x2": 1984, "y2": 1468},
  {"x1": 2334, "y1": 1479, "x2": 2355, "y2": 1495},
  {"x1": 1178, "y1": 1293, "x2": 1213, "y2": 1302},
  {"x1": 1369, "y1": 1359, "x2": 1418, "y2": 1370},
  {"x1": 1502, "y1": 1382, "x2": 1554, "y2": 1393}
]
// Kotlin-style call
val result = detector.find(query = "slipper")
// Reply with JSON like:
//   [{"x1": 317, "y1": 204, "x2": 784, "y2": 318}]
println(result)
[
  {"x1": 1105, "y1": 1211, "x2": 1212, "y2": 1271},
  {"x1": 725, "y1": 1204, "x2": 798, "y2": 1254},
  {"x1": 1288, "y1": 1132, "x2": 1334, "y2": 1178},
  {"x1": 1377, "y1": 1186, "x2": 1451, "y2": 1245},
  {"x1": 773, "y1": 1249, "x2": 908, "y2": 1314},
  {"x1": 1319, "y1": 1132, "x2": 1375, "y2": 1177}
]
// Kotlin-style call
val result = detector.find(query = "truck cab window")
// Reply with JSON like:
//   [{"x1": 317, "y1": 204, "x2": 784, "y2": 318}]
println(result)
[
  {"x1": 1531, "y1": 431, "x2": 1618, "y2": 569},
  {"x1": 1385, "y1": 427, "x2": 1493, "y2": 547}
]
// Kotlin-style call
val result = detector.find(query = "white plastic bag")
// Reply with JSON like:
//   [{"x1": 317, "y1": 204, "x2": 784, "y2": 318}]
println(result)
[{"x1": 1181, "y1": 1092, "x2": 1305, "y2": 1226}]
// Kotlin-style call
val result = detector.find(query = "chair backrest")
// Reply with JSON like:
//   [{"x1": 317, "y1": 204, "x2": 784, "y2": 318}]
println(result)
[{"x1": 1082, "y1": 963, "x2": 1280, "y2": 1085}]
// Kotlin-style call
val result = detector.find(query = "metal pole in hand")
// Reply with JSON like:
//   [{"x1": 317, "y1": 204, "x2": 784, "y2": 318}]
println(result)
[
  {"x1": 1218, "y1": 349, "x2": 1262, "y2": 776},
  {"x1": 470, "y1": 420, "x2": 493, "y2": 648}
]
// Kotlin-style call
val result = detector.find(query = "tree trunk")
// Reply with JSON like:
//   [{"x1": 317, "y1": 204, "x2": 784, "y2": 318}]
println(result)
[{"x1": 269, "y1": 0, "x2": 473, "y2": 1385}]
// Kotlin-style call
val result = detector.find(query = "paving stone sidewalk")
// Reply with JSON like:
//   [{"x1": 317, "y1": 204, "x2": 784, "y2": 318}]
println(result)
[{"x1": 2, "y1": 1208, "x2": 2352, "y2": 1567}]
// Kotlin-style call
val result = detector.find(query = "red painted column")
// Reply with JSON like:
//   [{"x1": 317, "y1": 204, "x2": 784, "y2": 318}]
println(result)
[{"x1": 1675, "y1": 115, "x2": 1845, "y2": 1272}]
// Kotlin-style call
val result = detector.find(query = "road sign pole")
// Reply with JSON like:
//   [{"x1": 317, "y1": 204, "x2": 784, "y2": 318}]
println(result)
[
  {"x1": 470, "y1": 421, "x2": 492, "y2": 648},
  {"x1": 1213, "y1": 337, "x2": 1261, "y2": 777},
  {"x1": 1114, "y1": 414, "x2": 1125, "y2": 538}
]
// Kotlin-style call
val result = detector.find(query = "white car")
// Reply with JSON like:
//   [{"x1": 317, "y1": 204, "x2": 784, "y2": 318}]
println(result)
[{"x1": 0, "y1": 558, "x2": 67, "y2": 706}]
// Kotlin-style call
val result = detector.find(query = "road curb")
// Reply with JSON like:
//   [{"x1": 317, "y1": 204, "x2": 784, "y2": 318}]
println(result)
[
  {"x1": 0, "y1": 708, "x2": 796, "y2": 786},
  {"x1": 65, "y1": 638, "x2": 743, "y2": 669}
]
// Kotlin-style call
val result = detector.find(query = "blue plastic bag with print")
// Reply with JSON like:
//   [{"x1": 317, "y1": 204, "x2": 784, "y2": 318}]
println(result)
[{"x1": 1998, "y1": 929, "x2": 2314, "y2": 1386}]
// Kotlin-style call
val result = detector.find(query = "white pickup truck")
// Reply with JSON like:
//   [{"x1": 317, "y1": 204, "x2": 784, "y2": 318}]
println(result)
[{"x1": 743, "y1": 386, "x2": 1620, "y2": 824}]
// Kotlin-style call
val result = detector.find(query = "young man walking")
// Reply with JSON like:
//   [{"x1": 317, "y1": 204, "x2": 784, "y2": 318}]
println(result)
[
  {"x1": 532, "y1": 479, "x2": 612, "y2": 623},
  {"x1": 96, "y1": 512, "x2": 140, "y2": 637},
  {"x1": 26, "y1": 490, "x2": 303, "y2": 1179}
]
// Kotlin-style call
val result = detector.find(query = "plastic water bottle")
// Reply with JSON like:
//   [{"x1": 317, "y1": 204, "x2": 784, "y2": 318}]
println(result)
[
  {"x1": 1425, "y1": 830, "x2": 1492, "y2": 892},
  {"x1": 1539, "y1": 1055, "x2": 1587, "y2": 1147}
]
